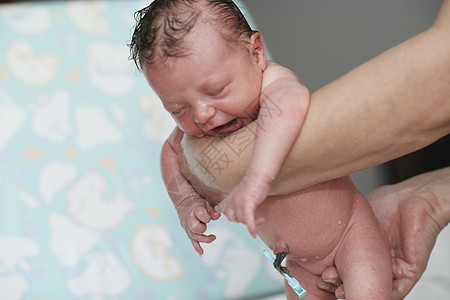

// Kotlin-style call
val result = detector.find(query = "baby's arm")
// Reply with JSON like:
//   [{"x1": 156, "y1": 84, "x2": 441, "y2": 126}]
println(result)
[
  {"x1": 221, "y1": 62, "x2": 310, "y2": 237},
  {"x1": 251, "y1": 61, "x2": 310, "y2": 190},
  {"x1": 161, "y1": 127, "x2": 221, "y2": 256}
]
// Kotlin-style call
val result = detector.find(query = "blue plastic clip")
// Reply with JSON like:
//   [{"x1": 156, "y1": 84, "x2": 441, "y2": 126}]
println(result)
[{"x1": 263, "y1": 249, "x2": 307, "y2": 298}]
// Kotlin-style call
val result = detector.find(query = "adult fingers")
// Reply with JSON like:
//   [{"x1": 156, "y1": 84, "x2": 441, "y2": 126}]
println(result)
[
  {"x1": 335, "y1": 285, "x2": 345, "y2": 299},
  {"x1": 316, "y1": 276, "x2": 337, "y2": 294},
  {"x1": 316, "y1": 266, "x2": 342, "y2": 294},
  {"x1": 392, "y1": 277, "x2": 415, "y2": 300},
  {"x1": 322, "y1": 266, "x2": 342, "y2": 286}
]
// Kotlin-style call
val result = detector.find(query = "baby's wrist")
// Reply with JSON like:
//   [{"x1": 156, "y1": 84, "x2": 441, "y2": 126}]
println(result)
[
  {"x1": 244, "y1": 169, "x2": 274, "y2": 188},
  {"x1": 175, "y1": 193, "x2": 202, "y2": 209}
]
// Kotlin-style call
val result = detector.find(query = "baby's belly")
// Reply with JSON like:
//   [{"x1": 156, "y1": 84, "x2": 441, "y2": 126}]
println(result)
[{"x1": 256, "y1": 176, "x2": 359, "y2": 269}]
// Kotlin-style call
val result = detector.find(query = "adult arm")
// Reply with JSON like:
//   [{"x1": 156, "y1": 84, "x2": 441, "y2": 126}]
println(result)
[{"x1": 181, "y1": 0, "x2": 450, "y2": 196}]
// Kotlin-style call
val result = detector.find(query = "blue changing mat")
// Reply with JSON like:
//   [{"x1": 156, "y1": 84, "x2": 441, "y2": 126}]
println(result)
[{"x1": 0, "y1": 1, "x2": 283, "y2": 299}]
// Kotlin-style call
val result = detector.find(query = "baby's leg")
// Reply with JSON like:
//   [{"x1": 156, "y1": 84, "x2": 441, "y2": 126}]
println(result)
[
  {"x1": 334, "y1": 198, "x2": 392, "y2": 300},
  {"x1": 284, "y1": 260, "x2": 336, "y2": 300}
]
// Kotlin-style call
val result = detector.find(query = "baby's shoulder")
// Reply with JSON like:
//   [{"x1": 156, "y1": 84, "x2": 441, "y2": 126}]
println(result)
[
  {"x1": 262, "y1": 61, "x2": 298, "y2": 87},
  {"x1": 265, "y1": 60, "x2": 285, "y2": 73}
]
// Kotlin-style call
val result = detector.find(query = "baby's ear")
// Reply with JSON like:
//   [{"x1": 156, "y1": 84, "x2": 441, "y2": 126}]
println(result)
[{"x1": 249, "y1": 31, "x2": 267, "y2": 70}]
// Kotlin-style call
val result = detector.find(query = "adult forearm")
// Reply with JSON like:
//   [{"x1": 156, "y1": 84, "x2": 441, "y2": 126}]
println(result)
[
  {"x1": 181, "y1": 1, "x2": 450, "y2": 195},
  {"x1": 276, "y1": 21, "x2": 450, "y2": 192}
]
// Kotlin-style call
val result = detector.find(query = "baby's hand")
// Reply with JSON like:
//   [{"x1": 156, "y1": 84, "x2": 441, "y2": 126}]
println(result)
[
  {"x1": 175, "y1": 195, "x2": 221, "y2": 256},
  {"x1": 219, "y1": 175, "x2": 270, "y2": 238}
]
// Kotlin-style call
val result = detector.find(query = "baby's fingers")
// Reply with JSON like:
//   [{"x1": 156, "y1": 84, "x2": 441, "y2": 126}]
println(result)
[
  {"x1": 188, "y1": 204, "x2": 215, "y2": 234},
  {"x1": 188, "y1": 217, "x2": 207, "y2": 234},
  {"x1": 246, "y1": 213, "x2": 265, "y2": 238},
  {"x1": 195, "y1": 208, "x2": 212, "y2": 224},
  {"x1": 191, "y1": 240, "x2": 204, "y2": 256},
  {"x1": 220, "y1": 201, "x2": 238, "y2": 223},
  {"x1": 205, "y1": 201, "x2": 221, "y2": 220},
  {"x1": 240, "y1": 203, "x2": 262, "y2": 238},
  {"x1": 190, "y1": 233, "x2": 216, "y2": 256}
]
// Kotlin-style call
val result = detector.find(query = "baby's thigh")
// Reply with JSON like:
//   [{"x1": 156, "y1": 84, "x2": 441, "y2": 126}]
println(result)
[
  {"x1": 285, "y1": 260, "x2": 337, "y2": 300},
  {"x1": 335, "y1": 202, "x2": 392, "y2": 300}
]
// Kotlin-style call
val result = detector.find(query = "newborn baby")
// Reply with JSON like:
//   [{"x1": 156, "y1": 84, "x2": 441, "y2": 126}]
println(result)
[{"x1": 129, "y1": 0, "x2": 392, "y2": 299}]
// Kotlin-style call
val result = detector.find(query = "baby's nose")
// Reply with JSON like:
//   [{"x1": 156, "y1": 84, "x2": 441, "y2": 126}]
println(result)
[{"x1": 193, "y1": 102, "x2": 216, "y2": 124}]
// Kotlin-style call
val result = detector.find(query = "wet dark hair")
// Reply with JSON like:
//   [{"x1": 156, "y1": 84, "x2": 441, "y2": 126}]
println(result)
[{"x1": 128, "y1": 0, "x2": 255, "y2": 71}]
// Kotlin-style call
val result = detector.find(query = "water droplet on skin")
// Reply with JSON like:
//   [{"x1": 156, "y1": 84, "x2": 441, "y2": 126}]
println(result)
[
  {"x1": 300, "y1": 258, "x2": 308, "y2": 263},
  {"x1": 338, "y1": 220, "x2": 342, "y2": 225}
]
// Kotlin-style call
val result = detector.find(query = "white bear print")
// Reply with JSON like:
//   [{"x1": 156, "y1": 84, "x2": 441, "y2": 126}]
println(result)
[
  {"x1": 0, "y1": 236, "x2": 40, "y2": 273},
  {"x1": 0, "y1": 4, "x2": 51, "y2": 34},
  {"x1": 5, "y1": 40, "x2": 59, "y2": 85},
  {"x1": 67, "y1": 1, "x2": 109, "y2": 35},
  {"x1": 67, "y1": 251, "x2": 131, "y2": 298},
  {"x1": 75, "y1": 105, "x2": 122, "y2": 150},
  {"x1": 66, "y1": 172, "x2": 136, "y2": 231},
  {"x1": 0, "y1": 275, "x2": 30, "y2": 300},
  {"x1": 31, "y1": 90, "x2": 74, "y2": 143},
  {"x1": 87, "y1": 42, "x2": 136, "y2": 97},
  {"x1": 37, "y1": 160, "x2": 78, "y2": 205},
  {"x1": 49, "y1": 214, "x2": 99, "y2": 267},
  {"x1": 130, "y1": 225, "x2": 184, "y2": 281},
  {"x1": 0, "y1": 99, "x2": 27, "y2": 151}
]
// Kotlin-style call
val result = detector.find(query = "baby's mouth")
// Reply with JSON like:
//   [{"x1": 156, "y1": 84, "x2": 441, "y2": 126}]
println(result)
[{"x1": 209, "y1": 119, "x2": 243, "y2": 136}]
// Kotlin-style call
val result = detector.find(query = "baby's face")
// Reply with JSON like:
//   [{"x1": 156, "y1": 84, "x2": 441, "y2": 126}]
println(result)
[{"x1": 145, "y1": 23, "x2": 266, "y2": 137}]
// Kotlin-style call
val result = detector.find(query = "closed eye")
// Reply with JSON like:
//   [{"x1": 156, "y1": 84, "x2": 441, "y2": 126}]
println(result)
[
  {"x1": 207, "y1": 84, "x2": 229, "y2": 98},
  {"x1": 208, "y1": 86, "x2": 225, "y2": 96},
  {"x1": 170, "y1": 106, "x2": 188, "y2": 117}
]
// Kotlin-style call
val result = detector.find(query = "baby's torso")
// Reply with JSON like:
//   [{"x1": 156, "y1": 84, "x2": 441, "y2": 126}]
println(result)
[{"x1": 255, "y1": 176, "x2": 363, "y2": 274}]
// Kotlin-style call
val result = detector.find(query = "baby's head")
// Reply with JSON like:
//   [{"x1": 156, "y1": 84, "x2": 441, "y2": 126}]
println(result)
[
  {"x1": 129, "y1": 0, "x2": 255, "y2": 70},
  {"x1": 129, "y1": 0, "x2": 268, "y2": 137}
]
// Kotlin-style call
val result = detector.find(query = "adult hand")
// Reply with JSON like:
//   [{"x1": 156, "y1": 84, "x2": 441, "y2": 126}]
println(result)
[{"x1": 317, "y1": 168, "x2": 450, "y2": 299}]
